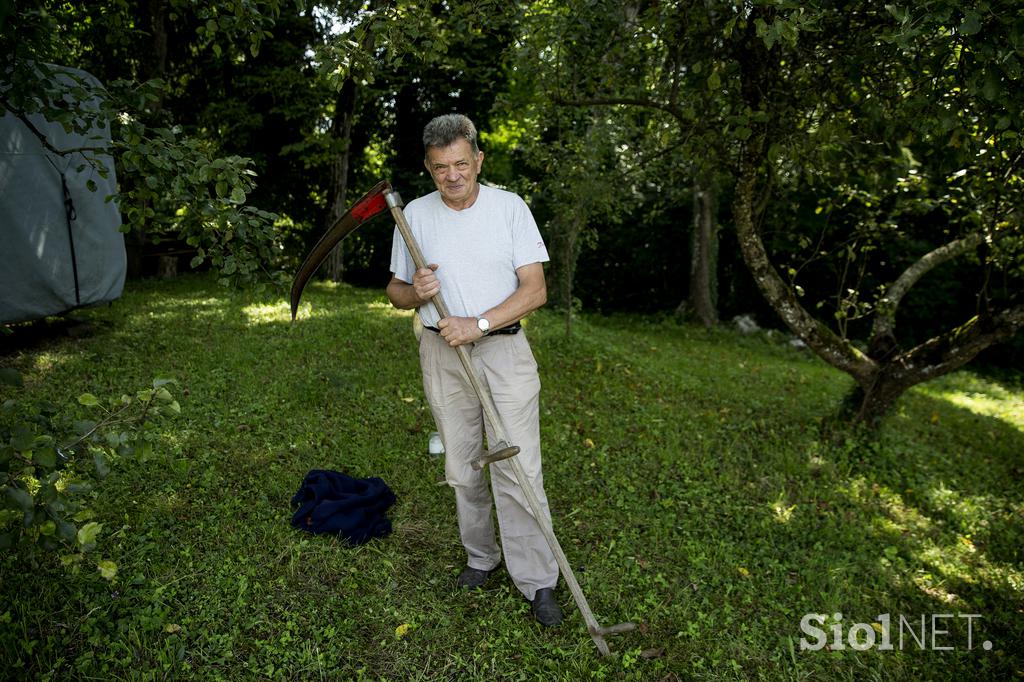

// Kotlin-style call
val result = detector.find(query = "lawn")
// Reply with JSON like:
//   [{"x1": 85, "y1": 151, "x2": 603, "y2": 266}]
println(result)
[{"x1": 1, "y1": 273, "x2": 1022, "y2": 680}]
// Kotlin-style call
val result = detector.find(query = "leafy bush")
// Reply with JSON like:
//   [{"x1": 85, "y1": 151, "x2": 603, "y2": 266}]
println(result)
[{"x1": 0, "y1": 370, "x2": 177, "y2": 579}]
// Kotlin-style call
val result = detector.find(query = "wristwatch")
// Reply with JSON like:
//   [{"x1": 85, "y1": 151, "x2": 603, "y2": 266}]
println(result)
[{"x1": 476, "y1": 317, "x2": 491, "y2": 335}]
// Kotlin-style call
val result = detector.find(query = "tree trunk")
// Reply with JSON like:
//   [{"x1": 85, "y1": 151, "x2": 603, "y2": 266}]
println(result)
[
  {"x1": 323, "y1": 78, "x2": 358, "y2": 282},
  {"x1": 679, "y1": 179, "x2": 718, "y2": 327},
  {"x1": 852, "y1": 305, "x2": 1024, "y2": 425},
  {"x1": 733, "y1": 141, "x2": 876, "y2": 380},
  {"x1": 126, "y1": 0, "x2": 170, "y2": 278},
  {"x1": 546, "y1": 212, "x2": 584, "y2": 334},
  {"x1": 869, "y1": 232, "x2": 985, "y2": 355},
  {"x1": 138, "y1": 0, "x2": 169, "y2": 91}
]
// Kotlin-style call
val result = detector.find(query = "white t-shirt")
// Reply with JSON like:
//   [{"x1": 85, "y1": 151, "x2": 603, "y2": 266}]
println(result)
[{"x1": 389, "y1": 184, "x2": 550, "y2": 327}]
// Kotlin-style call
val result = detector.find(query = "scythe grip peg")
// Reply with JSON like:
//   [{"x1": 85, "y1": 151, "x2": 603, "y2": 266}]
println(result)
[
  {"x1": 591, "y1": 622, "x2": 638, "y2": 637},
  {"x1": 470, "y1": 443, "x2": 521, "y2": 471}
]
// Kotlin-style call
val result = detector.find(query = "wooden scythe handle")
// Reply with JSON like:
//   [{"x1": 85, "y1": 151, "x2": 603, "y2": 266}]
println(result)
[{"x1": 385, "y1": 189, "x2": 634, "y2": 657}]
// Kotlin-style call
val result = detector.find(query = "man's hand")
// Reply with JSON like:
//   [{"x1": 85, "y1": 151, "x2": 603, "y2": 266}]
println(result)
[
  {"x1": 437, "y1": 316, "x2": 484, "y2": 347},
  {"x1": 412, "y1": 263, "x2": 441, "y2": 303}
]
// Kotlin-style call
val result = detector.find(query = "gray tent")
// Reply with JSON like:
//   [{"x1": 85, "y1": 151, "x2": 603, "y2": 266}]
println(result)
[{"x1": 0, "y1": 64, "x2": 126, "y2": 324}]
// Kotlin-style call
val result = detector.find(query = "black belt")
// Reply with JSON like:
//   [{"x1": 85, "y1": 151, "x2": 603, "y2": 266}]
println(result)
[{"x1": 425, "y1": 322, "x2": 522, "y2": 336}]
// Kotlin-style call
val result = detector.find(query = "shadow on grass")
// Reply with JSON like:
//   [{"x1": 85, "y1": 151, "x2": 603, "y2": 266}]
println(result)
[
  {"x1": 2, "y1": 274, "x2": 1021, "y2": 680},
  {"x1": 540, "y1": 314, "x2": 1023, "y2": 679}
]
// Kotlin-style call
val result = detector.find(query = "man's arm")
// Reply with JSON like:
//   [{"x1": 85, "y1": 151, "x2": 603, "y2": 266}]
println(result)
[
  {"x1": 437, "y1": 262, "x2": 547, "y2": 347},
  {"x1": 386, "y1": 264, "x2": 440, "y2": 310}
]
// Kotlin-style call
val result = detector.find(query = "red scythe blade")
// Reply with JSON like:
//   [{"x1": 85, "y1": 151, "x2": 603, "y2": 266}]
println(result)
[{"x1": 289, "y1": 180, "x2": 392, "y2": 320}]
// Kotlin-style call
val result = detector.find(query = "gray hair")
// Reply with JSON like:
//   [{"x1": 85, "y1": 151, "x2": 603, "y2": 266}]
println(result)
[{"x1": 423, "y1": 114, "x2": 480, "y2": 156}]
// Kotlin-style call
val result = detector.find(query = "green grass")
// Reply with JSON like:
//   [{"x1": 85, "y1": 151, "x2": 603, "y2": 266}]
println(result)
[{"x1": 1, "y1": 273, "x2": 1022, "y2": 680}]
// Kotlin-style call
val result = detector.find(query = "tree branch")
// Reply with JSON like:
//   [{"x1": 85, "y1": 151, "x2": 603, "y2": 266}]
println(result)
[
  {"x1": 871, "y1": 232, "x2": 984, "y2": 342},
  {"x1": 1, "y1": 96, "x2": 108, "y2": 158},
  {"x1": 894, "y1": 304, "x2": 1024, "y2": 384},
  {"x1": 551, "y1": 95, "x2": 685, "y2": 126},
  {"x1": 734, "y1": 142, "x2": 877, "y2": 385}
]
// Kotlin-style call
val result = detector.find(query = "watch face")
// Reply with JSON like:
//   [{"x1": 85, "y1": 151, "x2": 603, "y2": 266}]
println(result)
[{"x1": 477, "y1": 318, "x2": 489, "y2": 333}]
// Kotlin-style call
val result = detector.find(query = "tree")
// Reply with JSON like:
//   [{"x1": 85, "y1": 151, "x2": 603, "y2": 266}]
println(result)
[
  {"x1": 508, "y1": 0, "x2": 737, "y2": 327},
  {"x1": 506, "y1": 0, "x2": 1021, "y2": 420},
  {"x1": 302, "y1": 0, "x2": 516, "y2": 283},
  {"x1": 1, "y1": 0, "x2": 286, "y2": 287},
  {"x1": 728, "y1": 2, "x2": 1023, "y2": 424}
]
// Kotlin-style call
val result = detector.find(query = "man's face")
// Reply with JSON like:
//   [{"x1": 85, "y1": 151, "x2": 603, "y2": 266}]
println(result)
[{"x1": 424, "y1": 139, "x2": 484, "y2": 209}]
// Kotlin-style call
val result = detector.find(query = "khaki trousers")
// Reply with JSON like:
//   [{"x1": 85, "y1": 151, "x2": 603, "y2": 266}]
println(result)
[{"x1": 419, "y1": 329, "x2": 558, "y2": 600}]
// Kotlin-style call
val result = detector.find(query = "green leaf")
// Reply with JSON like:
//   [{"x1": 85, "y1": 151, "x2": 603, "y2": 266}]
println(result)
[
  {"x1": 93, "y1": 451, "x2": 110, "y2": 480},
  {"x1": 4, "y1": 486, "x2": 34, "y2": 512},
  {"x1": 230, "y1": 186, "x2": 246, "y2": 203},
  {"x1": 981, "y1": 71, "x2": 1000, "y2": 101},
  {"x1": 960, "y1": 11, "x2": 981, "y2": 36},
  {"x1": 73, "y1": 509, "x2": 95, "y2": 522},
  {"x1": 73, "y1": 420, "x2": 97, "y2": 436},
  {"x1": 10, "y1": 425, "x2": 35, "y2": 451},
  {"x1": 57, "y1": 520, "x2": 77, "y2": 543},
  {"x1": 33, "y1": 448, "x2": 56, "y2": 469},
  {"x1": 0, "y1": 368, "x2": 22, "y2": 387},
  {"x1": 97, "y1": 559, "x2": 118, "y2": 580},
  {"x1": 78, "y1": 393, "x2": 100, "y2": 407},
  {"x1": 77, "y1": 521, "x2": 102, "y2": 551}
]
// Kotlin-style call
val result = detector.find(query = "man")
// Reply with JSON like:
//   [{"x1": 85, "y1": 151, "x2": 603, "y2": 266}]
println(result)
[{"x1": 386, "y1": 114, "x2": 561, "y2": 626}]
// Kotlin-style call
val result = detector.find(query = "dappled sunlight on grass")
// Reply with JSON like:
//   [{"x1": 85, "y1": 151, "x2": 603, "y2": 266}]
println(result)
[
  {"x1": 770, "y1": 492, "x2": 797, "y2": 524},
  {"x1": 4, "y1": 274, "x2": 1022, "y2": 680},
  {"x1": 364, "y1": 300, "x2": 415, "y2": 320},
  {"x1": 924, "y1": 484, "x2": 1002, "y2": 535},
  {"x1": 28, "y1": 350, "x2": 74, "y2": 375},
  {"x1": 874, "y1": 484, "x2": 933, "y2": 535},
  {"x1": 137, "y1": 295, "x2": 232, "y2": 317},
  {"x1": 837, "y1": 471, "x2": 1024, "y2": 620},
  {"x1": 241, "y1": 300, "x2": 292, "y2": 325},
  {"x1": 916, "y1": 373, "x2": 1024, "y2": 432}
]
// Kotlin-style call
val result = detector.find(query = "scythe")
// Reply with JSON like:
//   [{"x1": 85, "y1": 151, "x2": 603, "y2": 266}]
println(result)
[{"x1": 290, "y1": 181, "x2": 635, "y2": 656}]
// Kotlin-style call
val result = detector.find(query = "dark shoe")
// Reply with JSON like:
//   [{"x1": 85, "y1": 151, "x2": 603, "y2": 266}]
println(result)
[
  {"x1": 531, "y1": 587, "x2": 563, "y2": 626},
  {"x1": 457, "y1": 565, "x2": 497, "y2": 589}
]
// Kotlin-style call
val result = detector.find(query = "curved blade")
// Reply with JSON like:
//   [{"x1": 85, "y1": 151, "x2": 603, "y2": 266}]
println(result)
[{"x1": 290, "y1": 180, "x2": 392, "y2": 320}]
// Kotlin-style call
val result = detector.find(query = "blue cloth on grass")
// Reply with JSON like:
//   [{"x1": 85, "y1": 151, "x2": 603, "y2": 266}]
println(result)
[{"x1": 290, "y1": 469, "x2": 396, "y2": 545}]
